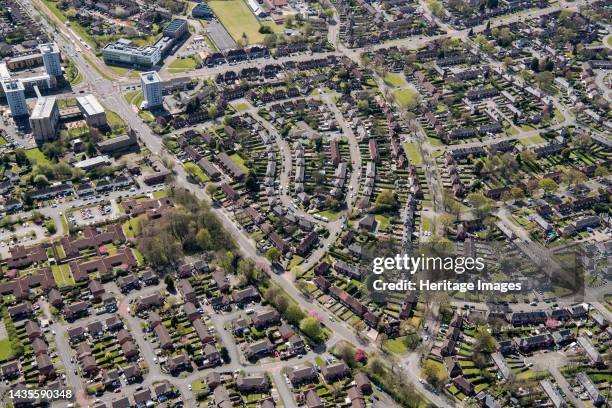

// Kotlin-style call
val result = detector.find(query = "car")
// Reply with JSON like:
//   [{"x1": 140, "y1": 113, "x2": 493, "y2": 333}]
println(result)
[{"x1": 188, "y1": 384, "x2": 192, "y2": 390}]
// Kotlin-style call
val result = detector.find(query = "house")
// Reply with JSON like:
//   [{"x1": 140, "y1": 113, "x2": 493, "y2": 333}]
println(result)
[
  {"x1": 577, "y1": 372, "x2": 604, "y2": 406},
  {"x1": 236, "y1": 374, "x2": 269, "y2": 392},
  {"x1": 577, "y1": 336, "x2": 603, "y2": 366},
  {"x1": 244, "y1": 338, "x2": 273, "y2": 360},
  {"x1": 123, "y1": 364, "x2": 141, "y2": 382},
  {"x1": 354, "y1": 372, "x2": 372, "y2": 394},
  {"x1": 177, "y1": 279, "x2": 196, "y2": 302},
  {"x1": 444, "y1": 357, "x2": 463, "y2": 378},
  {"x1": 154, "y1": 324, "x2": 173, "y2": 349},
  {"x1": 212, "y1": 270, "x2": 230, "y2": 292},
  {"x1": 252, "y1": 308, "x2": 280, "y2": 329},
  {"x1": 304, "y1": 389, "x2": 324, "y2": 408},
  {"x1": 540, "y1": 380, "x2": 566, "y2": 408},
  {"x1": 453, "y1": 376, "x2": 475, "y2": 396},
  {"x1": 358, "y1": 214, "x2": 377, "y2": 232},
  {"x1": 232, "y1": 285, "x2": 259, "y2": 305},
  {"x1": 205, "y1": 372, "x2": 222, "y2": 390},
  {"x1": 167, "y1": 353, "x2": 190, "y2": 374},
  {"x1": 287, "y1": 365, "x2": 316, "y2": 385},
  {"x1": 203, "y1": 343, "x2": 221, "y2": 365},
  {"x1": 519, "y1": 334, "x2": 553, "y2": 351},
  {"x1": 25, "y1": 321, "x2": 42, "y2": 339},
  {"x1": 321, "y1": 361, "x2": 349, "y2": 382},
  {"x1": 133, "y1": 388, "x2": 152, "y2": 407}
]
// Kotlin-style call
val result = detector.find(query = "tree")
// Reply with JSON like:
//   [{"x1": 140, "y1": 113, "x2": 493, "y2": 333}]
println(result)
[
  {"x1": 510, "y1": 187, "x2": 524, "y2": 200},
  {"x1": 421, "y1": 360, "x2": 447, "y2": 389},
  {"x1": 285, "y1": 304, "x2": 305, "y2": 326},
  {"x1": 266, "y1": 247, "x2": 281, "y2": 263},
  {"x1": 196, "y1": 228, "x2": 212, "y2": 250},
  {"x1": 562, "y1": 169, "x2": 586, "y2": 187},
  {"x1": 336, "y1": 342, "x2": 356, "y2": 367},
  {"x1": 300, "y1": 317, "x2": 324, "y2": 343},
  {"x1": 530, "y1": 57, "x2": 540, "y2": 72},
  {"x1": 538, "y1": 178, "x2": 557, "y2": 194},
  {"x1": 164, "y1": 275, "x2": 175, "y2": 292},
  {"x1": 466, "y1": 192, "x2": 494, "y2": 219},
  {"x1": 295, "y1": 279, "x2": 309, "y2": 297},
  {"x1": 473, "y1": 327, "x2": 496, "y2": 353},
  {"x1": 375, "y1": 190, "x2": 400, "y2": 213},
  {"x1": 206, "y1": 183, "x2": 218, "y2": 197},
  {"x1": 33, "y1": 174, "x2": 49, "y2": 187},
  {"x1": 594, "y1": 166, "x2": 609, "y2": 178},
  {"x1": 245, "y1": 171, "x2": 259, "y2": 192}
]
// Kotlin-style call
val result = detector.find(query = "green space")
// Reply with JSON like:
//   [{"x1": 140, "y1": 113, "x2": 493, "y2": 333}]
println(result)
[
  {"x1": 183, "y1": 162, "x2": 210, "y2": 184},
  {"x1": 25, "y1": 148, "x2": 52, "y2": 166},
  {"x1": 422, "y1": 217, "x2": 433, "y2": 232},
  {"x1": 383, "y1": 73, "x2": 407, "y2": 87},
  {"x1": 393, "y1": 89, "x2": 419, "y2": 109},
  {"x1": 167, "y1": 57, "x2": 198, "y2": 73},
  {"x1": 375, "y1": 214, "x2": 391, "y2": 231},
  {"x1": 316, "y1": 210, "x2": 340, "y2": 221},
  {"x1": 106, "y1": 110, "x2": 127, "y2": 131},
  {"x1": 230, "y1": 153, "x2": 249, "y2": 173},
  {"x1": 0, "y1": 338, "x2": 13, "y2": 361},
  {"x1": 519, "y1": 134, "x2": 545, "y2": 145},
  {"x1": 208, "y1": 0, "x2": 266, "y2": 44},
  {"x1": 51, "y1": 264, "x2": 75, "y2": 287},
  {"x1": 0, "y1": 136, "x2": 8, "y2": 146},
  {"x1": 384, "y1": 336, "x2": 409, "y2": 354},
  {"x1": 403, "y1": 143, "x2": 422, "y2": 165},
  {"x1": 152, "y1": 190, "x2": 168, "y2": 199},
  {"x1": 125, "y1": 90, "x2": 144, "y2": 108},
  {"x1": 233, "y1": 102, "x2": 250, "y2": 112}
]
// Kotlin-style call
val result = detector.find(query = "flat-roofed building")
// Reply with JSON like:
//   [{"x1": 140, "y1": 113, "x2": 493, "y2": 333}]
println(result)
[
  {"x1": 77, "y1": 94, "x2": 107, "y2": 127},
  {"x1": 103, "y1": 40, "x2": 161, "y2": 69},
  {"x1": 30, "y1": 96, "x2": 59, "y2": 142},
  {"x1": 39, "y1": 43, "x2": 62, "y2": 77},
  {"x1": 141, "y1": 71, "x2": 163, "y2": 109},
  {"x1": 2, "y1": 79, "x2": 28, "y2": 117}
]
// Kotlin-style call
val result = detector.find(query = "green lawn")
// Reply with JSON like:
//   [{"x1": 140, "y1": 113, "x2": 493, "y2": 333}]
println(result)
[
  {"x1": 208, "y1": 0, "x2": 265, "y2": 44},
  {"x1": 184, "y1": 162, "x2": 210, "y2": 184},
  {"x1": 316, "y1": 210, "x2": 340, "y2": 221},
  {"x1": 106, "y1": 110, "x2": 127, "y2": 132},
  {"x1": 519, "y1": 134, "x2": 545, "y2": 145},
  {"x1": 384, "y1": 337, "x2": 409, "y2": 354},
  {"x1": 167, "y1": 57, "x2": 198, "y2": 73},
  {"x1": 0, "y1": 338, "x2": 13, "y2": 361},
  {"x1": 233, "y1": 102, "x2": 250, "y2": 112},
  {"x1": 383, "y1": 73, "x2": 407, "y2": 87},
  {"x1": 403, "y1": 143, "x2": 422, "y2": 165},
  {"x1": 230, "y1": 153, "x2": 249, "y2": 173},
  {"x1": 422, "y1": 217, "x2": 434, "y2": 232},
  {"x1": 51, "y1": 264, "x2": 75, "y2": 287},
  {"x1": 0, "y1": 136, "x2": 8, "y2": 146},
  {"x1": 375, "y1": 214, "x2": 391, "y2": 231},
  {"x1": 393, "y1": 89, "x2": 419, "y2": 109},
  {"x1": 125, "y1": 90, "x2": 144, "y2": 108},
  {"x1": 25, "y1": 148, "x2": 51, "y2": 166}
]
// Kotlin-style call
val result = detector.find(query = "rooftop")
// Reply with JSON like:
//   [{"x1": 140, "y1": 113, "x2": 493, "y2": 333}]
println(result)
[{"x1": 30, "y1": 96, "x2": 57, "y2": 119}]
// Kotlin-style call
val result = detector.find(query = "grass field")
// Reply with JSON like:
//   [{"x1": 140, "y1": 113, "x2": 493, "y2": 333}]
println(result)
[
  {"x1": 25, "y1": 148, "x2": 51, "y2": 166},
  {"x1": 167, "y1": 57, "x2": 198, "y2": 73},
  {"x1": 384, "y1": 337, "x2": 409, "y2": 354},
  {"x1": 0, "y1": 338, "x2": 12, "y2": 361},
  {"x1": 403, "y1": 143, "x2": 422, "y2": 165},
  {"x1": 184, "y1": 162, "x2": 210, "y2": 184},
  {"x1": 383, "y1": 73, "x2": 407, "y2": 88},
  {"x1": 519, "y1": 134, "x2": 545, "y2": 145},
  {"x1": 125, "y1": 90, "x2": 144, "y2": 108},
  {"x1": 208, "y1": 0, "x2": 265, "y2": 44},
  {"x1": 52, "y1": 264, "x2": 75, "y2": 287},
  {"x1": 0, "y1": 136, "x2": 7, "y2": 146},
  {"x1": 230, "y1": 153, "x2": 249, "y2": 173},
  {"x1": 106, "y1": 110, "x2": 127, "y2": 131},
  {"x1": 393, "y1": 89, "x2": 419, "y2": 109}
]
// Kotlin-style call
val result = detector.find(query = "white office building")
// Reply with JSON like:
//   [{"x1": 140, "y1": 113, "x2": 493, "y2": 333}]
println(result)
[
  {"x1": 140, "y1": 71, "x2": 163, "y2": 109},
  {"x1": 39, "y1": 43, "x2": 62, "y2": 77},
  {"x1": 29, "y1": 96, "x2": 59, "y2": 142},
  {"x1": 2, "y1": 79, "x2": 28, "y2": 117}
]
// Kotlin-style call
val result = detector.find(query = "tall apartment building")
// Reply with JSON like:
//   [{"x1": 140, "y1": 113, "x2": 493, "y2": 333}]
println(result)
[
  {"x1": 29, "y1": 96, "x2": 59, "y2": 142},
  {"x1": 39, "y1": 43, "x2": 62, "y2": 77},
  {"x1": 140, "y1": 71, "x2": 163, "y2": 109},
  {"x1": 1, "y1": 79, "x2": 28, "y2": 117}
]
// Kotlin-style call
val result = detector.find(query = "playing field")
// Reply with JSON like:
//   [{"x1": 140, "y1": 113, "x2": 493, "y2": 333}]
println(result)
[{"x1": 208, "y1": 0, "x2": 265, "y2": 44}]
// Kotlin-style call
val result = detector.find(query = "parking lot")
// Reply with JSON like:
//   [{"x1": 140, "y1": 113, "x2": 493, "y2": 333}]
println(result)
[{"x1": 68, "y1": 201, "x2": 121, "y2": 227}]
